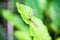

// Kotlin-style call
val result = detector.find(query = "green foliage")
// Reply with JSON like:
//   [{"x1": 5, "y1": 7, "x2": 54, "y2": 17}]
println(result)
[
  {"x1": 1, "y1": 0, "x2": 60, "y2": 40},
  {"x1": 14, "y1": 31, "x2": 31, "y2": 40},
  {"x1": 24, "y1": 0, "x2": 47, "y2": 20},
  {"x1": 56, "y1": 37, "x2": 60, "y2": 40},
  {"x1": 0, "y1": 24, "x2": 6, "y2": 40},
  {"x1": 2, "y1": 10, "x2": 29, "y2": 32},
  {"x1": 49, "y1": 0, "x2": 60, "y2": 33}
]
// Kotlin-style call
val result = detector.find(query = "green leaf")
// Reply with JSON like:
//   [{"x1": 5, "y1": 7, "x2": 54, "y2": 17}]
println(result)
[
  {"x1": 49, "y1": 0, "x2": 60, "y2": 33},
  {"x1": 56, "y1": 37, "x2": 60, "y2": 40},
  {"x1": 14, "y1": 31, "x2": 31, "y2": 40},
  {"x1": 2, "y1": 9, "x2": 29, "y2": 32}
]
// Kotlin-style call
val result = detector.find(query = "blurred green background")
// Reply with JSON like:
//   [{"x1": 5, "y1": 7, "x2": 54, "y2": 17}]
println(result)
[{"x1": 0, "y1": 0, "x2": 60, "y2": 40}]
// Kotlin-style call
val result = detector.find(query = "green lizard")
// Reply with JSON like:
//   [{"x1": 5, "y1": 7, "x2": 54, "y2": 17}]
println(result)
[{"x1": 16, "y1": 2, "x2": 51, "y2": 40}]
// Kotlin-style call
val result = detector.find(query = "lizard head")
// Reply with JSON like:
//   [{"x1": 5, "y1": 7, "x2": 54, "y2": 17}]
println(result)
[{"x1": 16, "y1": 2, "x2": 33, "y2": 24}]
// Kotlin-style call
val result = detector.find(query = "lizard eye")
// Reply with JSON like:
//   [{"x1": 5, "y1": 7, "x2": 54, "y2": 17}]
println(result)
[{"x1": 28, "y1": 17, "x2": 31, "y2": 21}]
